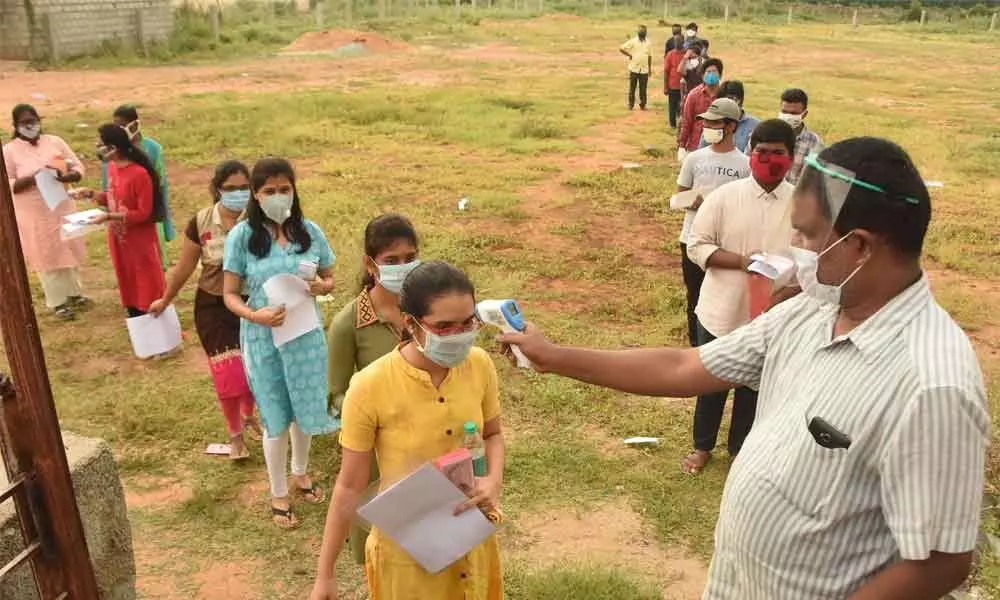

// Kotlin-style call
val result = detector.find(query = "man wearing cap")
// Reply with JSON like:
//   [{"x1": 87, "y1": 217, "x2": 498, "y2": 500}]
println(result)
[
  {"x1": 682, "y1": 118, "x2": 798, "y2": 475},
  {"x1": 502, "y1": 137, "x2": 987, "y2": 600},
  {"x1": 674, "y1": 97, "x2": 750, "y2": 353}
]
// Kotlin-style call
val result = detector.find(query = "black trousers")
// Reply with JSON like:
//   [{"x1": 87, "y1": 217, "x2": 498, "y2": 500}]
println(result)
[
  {"x1": 693, "y1": 321, "x2": 759, "y2": 455},
  {"x1": 126, "y1": 306, "x2": 146, "y2": 318},
  {"x1": 679, "y1": 243, "x2": 704, "y2": 347},
  {"x1": 667, "y1": 89, "x2": 682, "y2": 128},
  {"x1": 628, "y1": 72, "x2": 649, "y2": 109}
]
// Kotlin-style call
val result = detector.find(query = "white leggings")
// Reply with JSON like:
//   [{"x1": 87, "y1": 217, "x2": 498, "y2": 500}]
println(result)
[{"x1": 262, "y1": 422, "x2": 311, "y2": 498}]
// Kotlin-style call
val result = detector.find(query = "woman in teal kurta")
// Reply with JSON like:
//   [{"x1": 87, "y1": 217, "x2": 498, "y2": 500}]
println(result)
[{"x1": 222, "y1": 157, "x2": 339, "y2": 529}]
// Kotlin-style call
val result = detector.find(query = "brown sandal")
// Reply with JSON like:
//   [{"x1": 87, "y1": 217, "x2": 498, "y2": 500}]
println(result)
[
  {"x1": 681, "y1": 450, "x2": 711, "y2": 475},
  {"x1": 295, "y1": 483, "x2": 325, "y2": 504},
  {"x1": 271, "y1": 504, "x2": 299, "y2": 529}
]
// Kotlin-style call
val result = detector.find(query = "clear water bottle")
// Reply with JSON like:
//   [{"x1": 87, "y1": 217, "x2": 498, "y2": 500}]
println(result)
[{"x1": 463, "y1": 421, "x2": 487, "y2": 477}]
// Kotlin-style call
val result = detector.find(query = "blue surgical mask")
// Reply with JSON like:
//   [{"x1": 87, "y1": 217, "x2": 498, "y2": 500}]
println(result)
[
  {"x1": 704, "y1": 72, "x2": 721, "y2": 86},
  {"x1": 415, "y1": 322, "x2": 478, "y2": 368},
  {"x1": 219, "y1": 189, "x2": 250, "y2": 212},
  {"x1": 377, "y1": 260, "x2": 420, "y2": 295},
  {"x1": 260, "y1": 193, "x2": 293, "y2": 224}
]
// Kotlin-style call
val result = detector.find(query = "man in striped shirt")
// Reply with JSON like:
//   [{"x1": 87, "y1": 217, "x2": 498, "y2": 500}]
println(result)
[{"x1": 502, "y1": 137, "x2": 988, "y2": 599}]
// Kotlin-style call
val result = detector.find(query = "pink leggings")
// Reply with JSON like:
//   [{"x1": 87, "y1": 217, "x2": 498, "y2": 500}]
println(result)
[{"x1": 209, "y1": 351, "x2": 257, "y2": 437}]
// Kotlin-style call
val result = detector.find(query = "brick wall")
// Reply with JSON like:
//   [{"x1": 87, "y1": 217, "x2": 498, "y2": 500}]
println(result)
[{"x1": 0, "y1": 0, "x2": 173, "y2": 61}]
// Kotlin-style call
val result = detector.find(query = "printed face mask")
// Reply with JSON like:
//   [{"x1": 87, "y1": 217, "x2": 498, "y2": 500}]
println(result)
[
  {"x1": 259, "y1": 193, "x2": 293, "y2": 224},
  {"x1": 750, "y1": 152, "x2": 792, "y2": 184},
  {"x1": 219, "y1": 189, "x2": 250, "y2": 212},
  {"x1": 414, "y1": 321, "x2": 478, "y2": 368},
  {"x1": 778, "y1": 112, "x2": 804, "y2": 128},
  {"x1": 791, "y1": 232, "x2": 867, "y2": 306},
  {"x1": 702, "y1": 127, "x2": 725, "y2": 145},
  {"x1": 17, "y1": 123, "x2": 40, "y2": 140}
]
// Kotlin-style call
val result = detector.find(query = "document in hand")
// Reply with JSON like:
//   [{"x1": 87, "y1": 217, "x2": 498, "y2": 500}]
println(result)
[
  {"x1": 262, "y1": 273, "x2": 320, "y2": 347},
  {"x1": 125, "y1": 305, "x2": 182, "y2": 359},
  {"x1": 60, "y1": 208, "x2": 106, "y2": 240},
  {"x1": 668, "y1": 188, "x2": 705, "y2": 211},
  {"x1": 747, "y1": 253, "x2": 796, "y2": 286},
  {"x1": 35, "y1": 168, "x2": 70, "y2": 210},
  {"x1": 357, "y1": 463, "x2": 496, "y2": 574}
]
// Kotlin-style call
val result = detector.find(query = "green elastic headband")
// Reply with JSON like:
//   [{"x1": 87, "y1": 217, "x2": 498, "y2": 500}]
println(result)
[{"x1": 804, "y1": 154, "x2": 920, "y2": 206}]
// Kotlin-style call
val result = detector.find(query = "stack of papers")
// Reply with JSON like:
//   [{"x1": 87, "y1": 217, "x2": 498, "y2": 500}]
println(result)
[
  {"x1": 668, "y1": 188, "x2": 705, "y2": 211},
  {"x1": 747, "y1": 253, "x2": 796, "y2": 286},
  {"x1": 357, "y1": 463, "x2": 496, "y2": 574},
  {"x1": 61, "y1": 209, "x2": 106, "y2": 240},
  {"x1": 262, "y1": 274, "x2": 320, "y2": 347}
]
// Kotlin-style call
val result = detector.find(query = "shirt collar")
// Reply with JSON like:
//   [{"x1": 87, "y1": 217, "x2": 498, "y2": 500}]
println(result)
[
  {"x1": 355, "y1": 289, "x2": 382, "y2": 329},
  {"x1": 748, "y1": 177, "x2": 793, "y2": 201},
  {"x1": 825, "y1": 274, "x2": 933, "y2": 362}
]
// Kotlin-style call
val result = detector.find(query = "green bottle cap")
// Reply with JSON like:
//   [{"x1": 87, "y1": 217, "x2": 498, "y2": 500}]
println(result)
[{"x1": 463, "y1": 421, "x2": 477, "y2": 434}]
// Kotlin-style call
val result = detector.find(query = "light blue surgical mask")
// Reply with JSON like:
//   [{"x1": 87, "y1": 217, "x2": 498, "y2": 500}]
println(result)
[
  {"x1": 703, "y1": 71, "x2": 721, "y2": 86},
  {"x1": 415, "y1": 322, "x2": 478, "y2": 368},
  {"x1": 219, "y1": 189, "x2": 250, "y2": 212},
  {"x1": 377, "y1": 259, "x2": 420, "y2": 295},
  {"x1": 260, "y1": 193, "x2": 293, "y2": 224}
]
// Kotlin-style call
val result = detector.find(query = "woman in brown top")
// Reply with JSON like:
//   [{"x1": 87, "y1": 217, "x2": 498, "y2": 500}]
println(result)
[{"x1": 148, "y1": 160, "x2": 262, "y2": 459}]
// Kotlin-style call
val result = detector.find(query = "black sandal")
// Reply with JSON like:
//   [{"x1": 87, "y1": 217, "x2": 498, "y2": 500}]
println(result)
[
  {"x1": 271, "y1": 505, "x2": 299, "y2": 529},
  {"x1": 296, "y1": 484, "x2": 325, "y2": 504},
  {"x1": 53, "y1": 305, "x2": 76, "y2": 321}
]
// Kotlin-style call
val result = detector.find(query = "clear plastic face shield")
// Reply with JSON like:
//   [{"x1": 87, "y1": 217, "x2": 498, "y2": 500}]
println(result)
[{"x1": 787, "y1": 153, "x2": 920, "y2": 304}]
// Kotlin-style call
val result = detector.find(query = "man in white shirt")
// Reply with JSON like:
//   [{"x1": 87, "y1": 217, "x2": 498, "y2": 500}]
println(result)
[
  {"x1": 619, "y1": 25, "x2": 653, "y2": 111},
  {"x1": 675, "y1": 98, "x2": 749, "y2": 348},
  {"x1": 681, "y1": 119, "x2": 798, "y2": 474}
]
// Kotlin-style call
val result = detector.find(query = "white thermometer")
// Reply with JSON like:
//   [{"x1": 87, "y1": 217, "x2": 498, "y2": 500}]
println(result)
[{"x1": 476, "y1": 299, "x2": 531, "y2": 369}]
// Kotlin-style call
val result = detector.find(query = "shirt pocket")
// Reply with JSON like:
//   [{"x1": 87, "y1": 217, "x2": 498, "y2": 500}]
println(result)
[{"x1": 763, "y1": 415, "x2": 850, "y2": 518}]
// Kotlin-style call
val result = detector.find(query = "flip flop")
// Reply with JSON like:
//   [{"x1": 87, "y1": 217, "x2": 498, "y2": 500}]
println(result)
[
  {"x1": 271, "y1": 505, "x2": 299, "y2": 529},
  {"x1": 295, "y1": 484, "x2": 325, "y2": 504},
  {"x1": 681, "y1": 450, "x2": 711, "y2": 475}
]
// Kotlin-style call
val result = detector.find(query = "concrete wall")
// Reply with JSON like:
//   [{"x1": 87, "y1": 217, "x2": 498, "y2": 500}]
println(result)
[
  {"x1": 0, "y1": 432, "x2": 136, "y2": 600},
  {"x1": 0, "y1": 0, "x2": 173, "y2": 61}
]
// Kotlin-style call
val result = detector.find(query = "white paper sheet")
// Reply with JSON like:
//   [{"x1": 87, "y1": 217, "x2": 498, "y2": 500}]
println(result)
[
  {"x1": 668, "y1": 188, "x2": 704, "y2": 211},
  {"x1": 748, "y1": 253, "x2": 796, "y2": 286},
  {"x1": 357, "y1": 463, "x2": 496, "y2": 574},
  {"x1": 262, "y1": 273, "x2": 320, "y2": 347},
  {"x1": 35, "y1": 168, "x2": 70, "y2": 211},
  {"x1": 125, "y1": 305, "x2": 182, "y2": 359},
  {"x1": 60, "y1": 209, "x2": 107, "y2": 240}
]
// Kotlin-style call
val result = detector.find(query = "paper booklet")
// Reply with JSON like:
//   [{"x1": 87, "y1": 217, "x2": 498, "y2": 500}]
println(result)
[
  {"x1": 357, "y1": 463, "x2": 496, "y2": 574},
  {"x1": 747, "y1": 253, "x2": 796, "y2": 286},
  {"x1": 61, "y1": 209, "x2": 106, "y2": 240}
]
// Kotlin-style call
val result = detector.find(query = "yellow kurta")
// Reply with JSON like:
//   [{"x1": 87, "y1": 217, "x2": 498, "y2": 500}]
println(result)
[{"x1": 340, "y1": 345, "x2": 503, "y2": 600}]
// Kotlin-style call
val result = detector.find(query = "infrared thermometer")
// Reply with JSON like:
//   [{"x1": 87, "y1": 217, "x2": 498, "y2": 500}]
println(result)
[{"x1": 476, "y1": 299, "x2": 531, "y2": 369}]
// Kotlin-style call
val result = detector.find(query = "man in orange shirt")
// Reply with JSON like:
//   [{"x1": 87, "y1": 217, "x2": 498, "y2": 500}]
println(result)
[{"x1": 664, "y1": 34, "x2": 686, "y2": 129}]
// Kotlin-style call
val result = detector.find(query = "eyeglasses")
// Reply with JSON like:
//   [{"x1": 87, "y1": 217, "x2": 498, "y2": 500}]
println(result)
[{"x1": 419, "y1": 316, "x2": 481, "y2": 336}]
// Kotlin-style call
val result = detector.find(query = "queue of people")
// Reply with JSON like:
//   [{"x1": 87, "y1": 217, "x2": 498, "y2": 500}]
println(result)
[{"x1": 3, "y1": 22, "x2": 989, "y2": 596}]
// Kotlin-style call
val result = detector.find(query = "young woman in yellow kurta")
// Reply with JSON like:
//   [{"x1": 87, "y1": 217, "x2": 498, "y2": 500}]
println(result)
[{"x1": 311, "y1": 261, "x2": 504, "y2": 600}]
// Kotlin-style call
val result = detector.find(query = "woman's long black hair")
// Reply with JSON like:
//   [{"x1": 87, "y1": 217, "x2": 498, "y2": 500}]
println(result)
[
  {"x1": 98, "y1": 123, "x2": 166, "y2": 223},
  {"x1": 11, "y1": 104, "x2": 40, "y2": 141},
  {"x1": 245, "y1": 157, "x2": 312, "y2": 259}
]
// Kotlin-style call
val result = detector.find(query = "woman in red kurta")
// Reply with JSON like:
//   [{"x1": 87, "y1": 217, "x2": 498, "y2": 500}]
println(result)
[{"x1": 82, "y1": 124, "x2": 166, "y2": 317}]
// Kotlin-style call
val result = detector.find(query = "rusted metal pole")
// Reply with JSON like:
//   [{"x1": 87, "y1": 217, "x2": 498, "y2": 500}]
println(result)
[{"x1": 0, "y1": 143, "x2": 99, "y2": 597}]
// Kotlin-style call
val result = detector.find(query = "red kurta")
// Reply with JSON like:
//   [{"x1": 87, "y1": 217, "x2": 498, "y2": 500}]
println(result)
[{"x1": 103, "y1": 162, "x2": 165, "y2": 311}]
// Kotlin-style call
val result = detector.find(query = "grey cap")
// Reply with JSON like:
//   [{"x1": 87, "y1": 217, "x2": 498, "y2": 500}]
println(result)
[{"x1": 697, "y1": 97, "x2": 741, "y2": 121}]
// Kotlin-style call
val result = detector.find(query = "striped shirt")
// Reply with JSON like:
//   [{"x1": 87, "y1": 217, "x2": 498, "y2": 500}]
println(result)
[
  {"x1": 699, "y1": 275, "x2": 989, "y2": 599},
  {"x1": 786, "y1": 125, "x2": 824, "y2": 185}
]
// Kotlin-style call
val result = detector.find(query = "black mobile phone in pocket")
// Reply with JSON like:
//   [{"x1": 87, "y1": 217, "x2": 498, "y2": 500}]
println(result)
[{"x1": 808, "y1": 417, "x2": 852, "y2": 450}]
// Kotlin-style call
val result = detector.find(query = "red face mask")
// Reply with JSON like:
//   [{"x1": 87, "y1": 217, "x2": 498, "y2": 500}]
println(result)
[{"x1": 750, "y1": 152, "x2": 792, "y2": 185}]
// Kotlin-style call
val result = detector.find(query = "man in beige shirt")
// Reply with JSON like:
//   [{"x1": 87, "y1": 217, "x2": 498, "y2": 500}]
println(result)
[
  {"x1": 681, "y1": 119, "x2": 798, "y2": 474},
  {"x1": 619, "y1": 25, "x2": 652, "y2": 110}
]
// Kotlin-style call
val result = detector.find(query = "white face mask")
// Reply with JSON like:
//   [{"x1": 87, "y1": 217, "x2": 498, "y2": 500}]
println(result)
[
  {"x1": 702, "y1": 127, "x2": 725, "y2": 145},
  {"x1": 791, "y1": 233, "x2": 867, "y2": 306},
  {"x1": 414, "y1": 321, "x2": 478, "y2": 368},
  {"x1": 687, "y1": 58, "x2": 700, "y2": 68},
  {"x1": 123, "y1": 120, "x2": 141, "y2": 140},
  {"x1": 377, "y1": 259, "x2": 420, "y2": 295},
  {"x1": 778, "y1": 112, "x2": 804, "y2": 128},
  {"x1": 17, "y1": 123, "x2": 41, "y2": 140},
  {"x1": 259, "y1": 193, "x2": 293, "y2": 224},
  {"x1": 686, "y1": 29, "x2": 697, "y2": 37}
]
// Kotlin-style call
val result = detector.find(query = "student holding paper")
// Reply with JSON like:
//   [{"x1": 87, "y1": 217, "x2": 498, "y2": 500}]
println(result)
[
  {"x1": 3, "y1": 104, "x2": 88, "y2": 320},
  {"x1": 148, "y1": 160, "x2": 262, "y2": 460},
  {"x1": 311, "y1": 261, "x2": 504, "y2": 600},
  {"x1": 75, "y1": 124, "x2": 166, "y2": 318},
  {"x1": 326, "y1": 213, "x2": 420, "y2": 564},
  {"x1": 222, "y1": 157, "x2": 339, "y2": 528}
]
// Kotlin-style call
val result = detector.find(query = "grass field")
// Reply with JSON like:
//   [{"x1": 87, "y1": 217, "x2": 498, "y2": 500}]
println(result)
[{"x1": 1, "y1": 13, "x2": 999, "y2": 599}]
